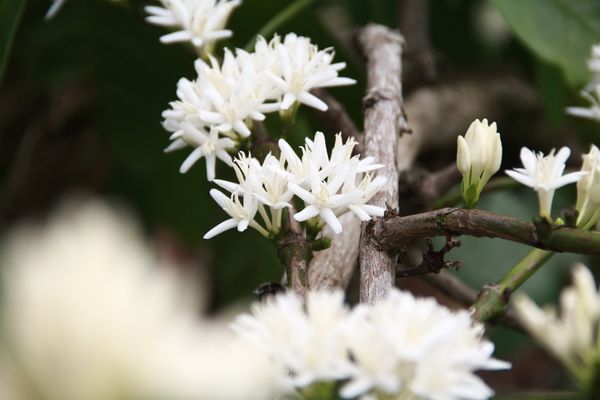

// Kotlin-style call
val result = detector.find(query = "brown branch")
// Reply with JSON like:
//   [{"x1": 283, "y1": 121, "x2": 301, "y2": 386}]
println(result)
[
  {"x1": 276, "y1": 209, "x2": 311, "y2": 299},
  {"x1": 373, "y1": 207, "x2": 600, "y2": 256},
  {"x1": 357, "y1": 24, "x2": 406, "y2": 304}
]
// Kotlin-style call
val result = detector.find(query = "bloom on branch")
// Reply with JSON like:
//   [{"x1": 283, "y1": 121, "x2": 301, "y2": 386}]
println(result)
[
  {"x1": 576, "y1": 144, "x2": 600, "y2": 229},
  {"x1": 145, "y1": 0, "x2": 241, "y2": 55},
  {"x1": 456, "y1": 118, "x2": 503, "y2": 208},
  {"x1": 514, "y1": 264, "x2": 600, "y2": 390},
  {"x1": 286, "y1": 132, "x2": 386, "y2": 234},
  {"x1": 266, "y1": 34, "x2": 356, "y2": 111},
  {"x1": 233, "y1": 290, "x2": 351, "y2": 390},
  {"x1": 234, "y1": 288, "x2": 509, "y2": 400},
  {"x1": 165, "y1": 125, "x2": 235, "y2": 180},
  {"x1": 505, "y1": 147, "x2": 587, "y2": 221}
]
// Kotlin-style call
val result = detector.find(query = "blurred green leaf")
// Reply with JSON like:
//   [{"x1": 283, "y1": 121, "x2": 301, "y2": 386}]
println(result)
[
  {"x1": 492, "y1": 0, "x2": 600, "y2": 86},
  {"x1": 0, "y1": 0, "x2": 27, "y2": 85}
]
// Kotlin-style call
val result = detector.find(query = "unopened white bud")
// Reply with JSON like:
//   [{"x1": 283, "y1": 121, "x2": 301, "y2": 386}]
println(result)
[
  {"x1": 456, "y1": 118, "x2": 502, "y2": 207},
  {"x1": 576, "y1": 144, "x2": 600, "y2": 229}
]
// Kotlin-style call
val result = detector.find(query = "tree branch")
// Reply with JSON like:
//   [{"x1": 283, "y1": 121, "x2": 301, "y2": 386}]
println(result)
[
  {"x1": 358, "y1": 24, "x2": 406, "y2": 304},
  {"x1": 276, "y1": 209, "x2": 312, "y2": 299},
  {"x1": 372, "y1": 207, "x2": 600, "y2": 255}
]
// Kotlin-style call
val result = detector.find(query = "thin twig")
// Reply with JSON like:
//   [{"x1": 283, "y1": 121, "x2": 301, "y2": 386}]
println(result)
[
  {"x1": 276, "y1": 208, "x2": 312, "y2": 299},
  {"x1": 373, "y1": 207, "x2": 600, "y2": 256},
  {"x1": 357, "y1": 24, "x2": 405, "y2": 304}
]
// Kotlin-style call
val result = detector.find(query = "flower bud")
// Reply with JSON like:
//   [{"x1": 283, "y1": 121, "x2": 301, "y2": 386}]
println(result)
[
  {"x1": 456, "y1": 119, "x2": 502, "y2": 208},
  {"x1": 576, "y1": 145, "x2": 600, "y2": 229}
]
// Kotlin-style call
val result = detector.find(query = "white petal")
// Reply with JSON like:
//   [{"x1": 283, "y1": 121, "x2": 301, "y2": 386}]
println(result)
[
  {"x1": 203, "y1": 218, "x2": 238, "y2": 239},
  {"x1": 320, "y1": 208, "x2": 342, "y2": 234},
  {"x1": 180, "y1": 147, "x2": 204, "y2": 173},
  {"x1": 293, "y1": 205, "x2": 320, "y2": 222}
]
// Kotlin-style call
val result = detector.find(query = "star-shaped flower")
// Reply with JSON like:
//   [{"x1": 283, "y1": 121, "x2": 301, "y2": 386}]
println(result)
[
  {"x1": 506, "y1": 147, "x2": 587, "y2": 221},
  {"x1": 165, "y1": 125, "x2": 235, "y2": 181}
]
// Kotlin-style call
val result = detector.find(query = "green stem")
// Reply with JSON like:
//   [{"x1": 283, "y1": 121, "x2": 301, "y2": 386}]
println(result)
[
  {"x1": 243, "y1": 0, "x2": 316, "y2": 51},
  {"x1": 498, "y1": 248, "x2": 554, "y2": 292},
  {"x1": 0, "y1": 0, "x2": 27, "y2": 87},
  {"x1": 473, "y1": 248, "x2": 554, "y2": 322}
]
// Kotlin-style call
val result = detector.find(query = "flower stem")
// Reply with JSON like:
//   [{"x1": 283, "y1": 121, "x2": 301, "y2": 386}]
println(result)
[
  {"x1": 243, "y1": 0, "x2": 316, "y2": 51},
  {"x1": 473, "y1": 248, "x2": 554, "y2": 322}
]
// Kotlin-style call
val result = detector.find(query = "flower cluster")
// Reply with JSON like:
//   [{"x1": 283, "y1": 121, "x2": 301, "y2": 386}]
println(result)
[
  {"x1": 514, "y1": 264, "x2": 600, "y2": 389},
  {"x1": 0, "y1": 200, "x2": 278, "y2": 400},
  {"x1": 567, "y1": 44, "x2": 600, "y2": 122},
  {"x1": 145, "y1": 0, "x2": 241, "y2": 54},
  {"x1": 505, "y1": 147, "x2": 587, "y2": 221},
  {"x1": 234, "y1": 289, "x2": 510, "y2": 400},
  {"x1": 162, "y1": 34, "x2": 355, "y2": 180},
  {"x1": 204, "y1": 131, "x2": 386, "y2": 238},
  {"x1": 456, "y1": 118, "x2": 503, "y2": 208}
]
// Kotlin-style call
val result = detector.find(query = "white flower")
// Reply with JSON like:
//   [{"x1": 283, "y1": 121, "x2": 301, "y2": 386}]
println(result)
[
  {"x1": 341, "y1": 289, "x2": 510, "y2": 400},
  {"x1": 45, "y1": 0, "x2": 67, "y2": 19},
  {"x1": 566, "y1": 88, "x2": 600, "y2": 122},
  {"x1": 0, "y1": 199, "x2": 279, "y2": 400},
  {"x1": 576, "y1": 144, "x2": 600, "y2": 229},
  {"x1": 195, "y1": 51, "x2": 280, "y2": 137},
  {"x1": 233, "y1": 290, "x2": 351, "y2": 390},
  {"x1": 266, "y1": 33, "x2": 356, "y2": 111},
  {"x1": 505, "y1": 147, "x2": 587, "y2": 221},
  {"x1": 212, "y1": 152, "x2": 292, "y2": 235},
  {"x1": 456, "y1": 119, "x2": 503, "y2": 207},
  {"x1": 514, "y1": 264, "x2": 600, "y2": 385},
  {"x1": 287, "y1": 132, "x2": 385, "y2": 234},
  {"x1": 145, "y1": 0, "x2": 241, "y2": 54},
  {"x1": 204, "y1": 189, "x2": 269, "y2": 238},
  {"x1": 165, "y1": 125, "x2": 235, "y2": 180}
]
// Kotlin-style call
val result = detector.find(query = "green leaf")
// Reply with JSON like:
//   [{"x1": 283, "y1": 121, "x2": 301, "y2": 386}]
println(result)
[
  {"x1": 0, "y1": 0, "x2": 27, "y2": 85},
  {"x1": 492, "y1": 0, "x2": 600, "y2": 86}
]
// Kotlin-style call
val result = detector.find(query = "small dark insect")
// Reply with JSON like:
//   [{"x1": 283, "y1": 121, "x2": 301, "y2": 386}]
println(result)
[{"x1": 254, "y1": 282, "x2": 286, "y2": 301}]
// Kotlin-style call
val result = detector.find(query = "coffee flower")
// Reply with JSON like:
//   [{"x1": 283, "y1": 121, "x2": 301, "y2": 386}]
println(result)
[
  {"x1": 165, "y1": 125, "x2": 235, "y2": 180},
  {"x1": 204, "y1": 131, "x2": 386, "y2": 238},
  {"x1": 566, "y1": 87, "x2": 600, "y2": 122},
  {"x1": 234, "y1": 290, "x2": 351, "y2": 391},
  {"x1": 456, "y1": 119, "x2": 503, "y2": 208},
  {"x1": 514, "y1": 264, "x2": 600, "y2": 389},
  {"x1": 266, "y1": 33, "x2": 356, "y2": 111},
  {"x1": 286, "y1": 132, "x2": 386, "y2": 234},
  {"x1": 505, "y1": 147, "x2": 587, "y2": 221},
  {"x1": 576, "y1": 144, "x2": 600, "y2": 229},
  {"x1": 234, "y1": 288, "x2": 509, "y2": 400},
  {"x1": 341, "y1": 289, "x2": 510, "y2": 400},
  {"x1": 145, "y1": 0, "x2": 241, "y2": 55}
]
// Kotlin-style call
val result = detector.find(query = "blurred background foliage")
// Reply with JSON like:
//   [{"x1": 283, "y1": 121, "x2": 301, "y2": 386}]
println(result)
[{"x1": 0, "y1": 0, "x2": 599, "y2": 394}]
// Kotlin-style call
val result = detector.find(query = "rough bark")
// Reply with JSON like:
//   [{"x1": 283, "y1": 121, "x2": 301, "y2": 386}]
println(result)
[{"x1": 358, "y1": 24, "x2": 406, "y2": 304}]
